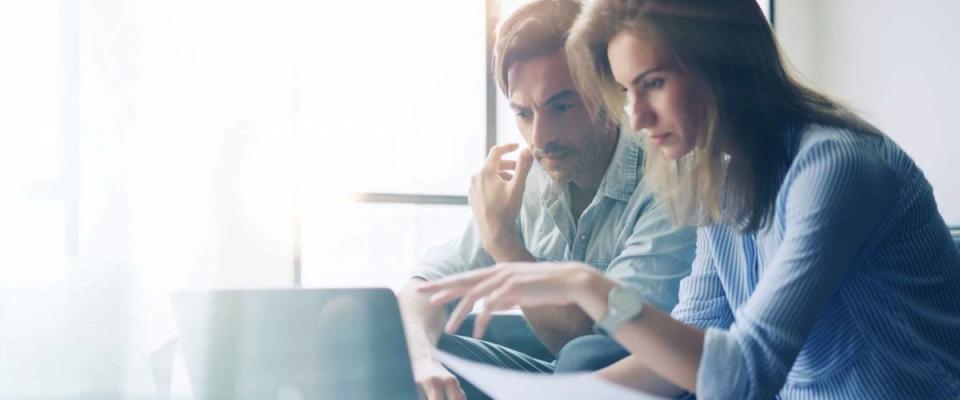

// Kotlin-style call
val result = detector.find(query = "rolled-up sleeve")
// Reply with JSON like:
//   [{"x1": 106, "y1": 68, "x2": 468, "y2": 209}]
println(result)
[
  {"x1": 694, "y1": 140, "x2": 896, "y2": 399},
  {"x1": 412, "y1": 219, "x2": 496, "y2": 281},
  {"x1": 604, "y1": 192, "x2": 697, "y2": 313},
  {"x1": 415, "y1": 168, "x2": 547, "y2": 281}
]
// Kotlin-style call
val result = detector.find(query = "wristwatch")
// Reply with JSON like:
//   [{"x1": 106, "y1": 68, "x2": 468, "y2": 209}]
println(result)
[{"x1": 594, "y1": 285, "x2": 646, "y2": 336}]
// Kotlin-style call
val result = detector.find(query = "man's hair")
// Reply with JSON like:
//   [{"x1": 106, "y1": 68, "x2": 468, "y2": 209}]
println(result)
[{"x1": 493, "y1": 0, "x2": 583, "y2": 97}]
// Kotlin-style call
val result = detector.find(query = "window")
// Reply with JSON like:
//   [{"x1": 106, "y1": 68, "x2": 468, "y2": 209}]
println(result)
[
  {"x1": 0, "y1": 1, "x2": 71, "y2": 285},
  {"x1": 297, "y1": 0, "x2": 489, "y2": 288}
]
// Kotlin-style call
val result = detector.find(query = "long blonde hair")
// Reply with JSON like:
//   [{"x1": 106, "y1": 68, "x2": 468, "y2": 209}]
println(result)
[{"x1": 567, "y1": 0, "x2": 878, "y2": 233}]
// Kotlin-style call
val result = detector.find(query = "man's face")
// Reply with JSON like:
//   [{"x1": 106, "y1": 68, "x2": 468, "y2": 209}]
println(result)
[{"x1": 507, "y1": 50, "x2": 607, "y2": 183}]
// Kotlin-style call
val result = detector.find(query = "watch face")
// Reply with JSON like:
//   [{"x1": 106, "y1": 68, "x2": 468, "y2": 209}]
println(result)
[
  {"x1": 596, "y1": 286, "x2": 646, "y2": 336},
  {"x1": 610, "y1": 286, "x2": 645, "y2": 316}
]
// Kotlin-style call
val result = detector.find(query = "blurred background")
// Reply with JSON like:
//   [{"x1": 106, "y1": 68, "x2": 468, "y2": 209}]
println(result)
[{"x1": 0, "y1": 0, "x2": 957, "y2": 398}]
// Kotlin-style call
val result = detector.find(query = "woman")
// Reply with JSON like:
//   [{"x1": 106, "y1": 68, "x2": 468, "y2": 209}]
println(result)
[{"x1": 420, "y1": 0, "x2": 960, "y2": 398}]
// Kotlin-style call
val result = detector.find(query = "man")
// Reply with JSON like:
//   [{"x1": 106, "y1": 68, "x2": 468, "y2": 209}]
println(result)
[{"x1": 397, "y1": 1, "x2": 696, "y2": 399}]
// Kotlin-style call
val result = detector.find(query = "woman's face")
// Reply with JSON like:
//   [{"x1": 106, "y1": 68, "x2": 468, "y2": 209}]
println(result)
[{"x1": 607, "y1": 30, "x2": 704, "y2": 160}]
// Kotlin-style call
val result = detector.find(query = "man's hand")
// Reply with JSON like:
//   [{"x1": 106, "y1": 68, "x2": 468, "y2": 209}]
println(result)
[
  {"x1": 412, "y1": 355, "x2": 466, "y2": 400},
  {"x1": 469, "y1": 143, "x2": 534, "y2": 261}
]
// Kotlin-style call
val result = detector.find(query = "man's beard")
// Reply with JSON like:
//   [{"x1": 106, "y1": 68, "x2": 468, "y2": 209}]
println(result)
[{"x1": 536, "y1": 128, "x2": 607, "y2": 185}]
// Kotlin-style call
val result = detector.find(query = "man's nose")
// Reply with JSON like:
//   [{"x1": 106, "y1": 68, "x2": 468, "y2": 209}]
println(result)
[{"x1": 530, "y1": 115, "x2": 556, "y2": 150}]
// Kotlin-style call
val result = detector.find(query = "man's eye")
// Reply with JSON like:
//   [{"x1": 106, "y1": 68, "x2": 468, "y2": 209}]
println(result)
[
  {"x1": 644, "y1": 78, "x2": 665, "y2": 89},
  {"x1": 553, "y1": 103, "x2": 575, "y2": 112},
  {"x1": 515, "y1": 110, "x2": 533, "y2": 119}
]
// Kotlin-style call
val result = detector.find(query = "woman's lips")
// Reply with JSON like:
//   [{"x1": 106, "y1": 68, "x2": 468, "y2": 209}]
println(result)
[{"x1": 649, "y1": 132, "x2": 672, "y2": 145}]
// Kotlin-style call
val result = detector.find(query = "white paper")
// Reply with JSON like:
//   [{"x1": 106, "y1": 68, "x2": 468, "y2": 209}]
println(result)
[{"x1": 439, "y1": 351, "x2": 668, "y2": 400}]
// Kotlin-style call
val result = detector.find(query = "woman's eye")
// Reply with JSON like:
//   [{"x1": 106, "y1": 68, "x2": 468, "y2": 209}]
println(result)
[
  {"x1": 644, "y1": 78, "x2": 665, "y2": 89},
  {"x1": 553, "y1": 103, "x2": 574, "y2": 112}
]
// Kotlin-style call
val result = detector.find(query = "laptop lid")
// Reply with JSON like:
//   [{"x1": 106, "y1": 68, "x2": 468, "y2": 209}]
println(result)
[{"x1": 171, "y1": 288, "x2": 418, "y2": 400}]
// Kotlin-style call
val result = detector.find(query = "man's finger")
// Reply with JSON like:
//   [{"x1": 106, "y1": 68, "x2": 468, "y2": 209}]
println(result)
[
  {"x1": 512, "y1": 149, "x2": 534, "y2": 188},
  {"x1": 486, "y1": 143, "x2": 520, "y2": 163},
  {"x1": 498, "y1": 160, "x2": 518, "y2": 171}
]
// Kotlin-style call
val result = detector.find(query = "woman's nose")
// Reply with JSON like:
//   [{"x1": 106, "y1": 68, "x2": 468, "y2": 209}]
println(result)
[{"x1": 628, "y1": 95, "x2": 656, "y2": 132}]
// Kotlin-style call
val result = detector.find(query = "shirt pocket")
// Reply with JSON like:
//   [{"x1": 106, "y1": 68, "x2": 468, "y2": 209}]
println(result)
[{"x1": 583, "y1": 228, "x2": 617, "y2": 268}]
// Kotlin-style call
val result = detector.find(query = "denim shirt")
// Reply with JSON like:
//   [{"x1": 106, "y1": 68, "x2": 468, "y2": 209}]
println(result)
[
  {"x1": 672, "y1": 124, "x2": 960, "y2": 399},
  {"x1": 415, "y1": 131, "x2": 696, "y2": 312}
]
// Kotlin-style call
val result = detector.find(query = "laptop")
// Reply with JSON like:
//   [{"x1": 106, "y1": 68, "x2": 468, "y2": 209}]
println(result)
[{"x1": 171, "y1": 288, "x2": 419, "y2": 400}]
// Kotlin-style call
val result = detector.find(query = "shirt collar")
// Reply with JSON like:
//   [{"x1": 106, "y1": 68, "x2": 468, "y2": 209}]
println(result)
[{"x1": 595, "y1": 128, "x2": 642, "y2": 202}]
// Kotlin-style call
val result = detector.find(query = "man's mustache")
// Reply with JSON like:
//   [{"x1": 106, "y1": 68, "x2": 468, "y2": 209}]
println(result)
[{"x1": 533, "y1": 142, "x2": 577, "y2": 159}]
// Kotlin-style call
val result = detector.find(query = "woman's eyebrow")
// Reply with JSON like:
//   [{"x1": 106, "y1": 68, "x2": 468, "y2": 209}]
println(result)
[{"x1": 630, "y1": 66, "x2": 667, "y2": 86}]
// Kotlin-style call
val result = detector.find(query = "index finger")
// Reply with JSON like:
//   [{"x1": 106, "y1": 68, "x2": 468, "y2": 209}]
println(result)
[{"x1": 486, "y1": 143, "x2": 520, "y2": 163}]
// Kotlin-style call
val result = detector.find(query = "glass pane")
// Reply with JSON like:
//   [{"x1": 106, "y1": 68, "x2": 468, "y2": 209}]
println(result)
[
  {"x1": 0, "y1": 1, "x2": 59, "y2": 182},
  {"x1": 301, "y1": 201, "x2": 472, "y2": 290},
  {"x1": 0, "y1": 194, "x2": 68, "y2": 286},
  {"x1": 297, "y1": 0, "x2": 486, "y2": 196}
]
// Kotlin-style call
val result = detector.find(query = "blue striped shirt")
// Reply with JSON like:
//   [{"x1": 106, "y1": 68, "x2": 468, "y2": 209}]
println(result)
[{"x1": 671, "y1": 124, "x2": 960, "y2": 399}]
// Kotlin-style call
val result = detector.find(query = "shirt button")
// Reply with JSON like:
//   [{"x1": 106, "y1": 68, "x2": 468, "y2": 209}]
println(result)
[{"x1": 579, "y1": 234, "x2": 588, "y2": 241}]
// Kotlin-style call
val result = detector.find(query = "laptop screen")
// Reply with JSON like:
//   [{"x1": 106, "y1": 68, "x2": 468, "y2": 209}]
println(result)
[{"x1": 172, "y1": 288, "x2": 418, "y2": 400}]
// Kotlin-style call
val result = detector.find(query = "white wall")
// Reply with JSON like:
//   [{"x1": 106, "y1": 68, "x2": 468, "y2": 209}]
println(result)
[{"x1": 776, "y1": 0, "x2": 960, "y2": 226}]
